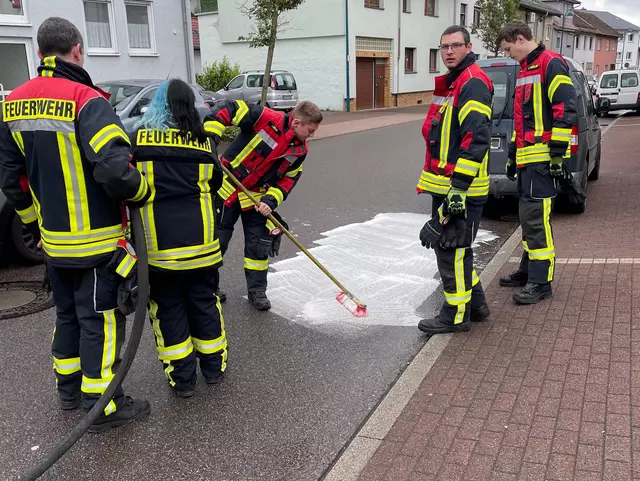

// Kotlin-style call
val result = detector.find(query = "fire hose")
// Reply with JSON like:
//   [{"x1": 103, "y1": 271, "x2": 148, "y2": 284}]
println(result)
[{"x1": 19, "y1": 207, "x2": 149, "y2": 481}]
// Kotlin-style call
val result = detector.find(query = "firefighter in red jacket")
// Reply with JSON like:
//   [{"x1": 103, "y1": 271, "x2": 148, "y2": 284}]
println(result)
[
  {"x1": 0, "y1": 17, "x2": 150, "y2": 432},
  {"x1": 417, "y1": 26, "x2": 494, "y2": 334},
  {"x1": 205, "y1": 100, "x2": 323, "y2": 311},
  {"x1": 497, "y1": 22, "x2": 578, "y2": 305}
]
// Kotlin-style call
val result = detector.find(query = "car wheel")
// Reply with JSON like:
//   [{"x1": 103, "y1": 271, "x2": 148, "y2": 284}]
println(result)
[
  {"x1": 10, "y1": 215, "x2": 44, "y2": 265},
  {"x1": 588, "y1": 144, "x2": 601, "y2": 181}
]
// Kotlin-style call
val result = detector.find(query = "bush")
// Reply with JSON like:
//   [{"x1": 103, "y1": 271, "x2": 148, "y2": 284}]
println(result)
[
  {"x1": 221, "y1": 126, "x2": 240, "y2": 142},
  {"x1": 196, "y1": 56, "x2": 241, "y2": 92}
]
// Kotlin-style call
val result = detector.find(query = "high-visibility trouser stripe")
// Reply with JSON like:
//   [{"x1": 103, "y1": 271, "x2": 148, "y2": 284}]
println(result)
[
  {"x1": 551, "y1": 127, "x2": 572, "y2": 143},
  {"x1": 101, "y1": 310, "x2": 117, "y2": 379},
  {"x1": 458, "y1": 100, "x2": 492, "y2": 124},
  {"x1": 58, "y1": 131, "x2": 90, "y2": 232},
  {"x1": 138, "y1": 161, "x2": 158, "y2": 252},
  {"x1": 116, "y1": 254, "x2": 136, "y2": 278},
  {"x1": 438, "y1": 106, "x2": 453, "y2": 171},
  {"x1": 286, "y1": 166, "x2": 303, "y2": 178},
  {"x1": 12, "y1": 131, "x2": 25, "y2": 155},
  {"x1": 149, "y1": 250, "x2": 223, "y2": 271},
  {"x1": 265, "y1": 187, "x2": 284, "y2": 206},
  {"x1": 232, "y1": 101, "x2": 249, "y2": 125},
  {"x1": 129, "y1": 176, "x2": 149, "y2": 203},
  {"x1": 444, "y1": 289, "x2": 472, "y2": 305},
  {"x1": 472, "y1": 270, "x2": 480, "y2": 287},
  {"x1": 543, "y1": 197, "x2": 555, "y2": 282},
  {"x1": 89, "y1": 124, "x2": 130, "y2": 153},
  {"x1": 16, "y1": 205, "x2": 38, "y2": 224},
  {"x1": 204, "y1": 120, "x2": 226, "y2": 137},
  {"x1": 157, "y1": 337, "x2": 194, "y2": 361},
  {"x1": 40, "y1": 224, "x2": 124, "y2": 244},
  {"x1": 53, "y1": 356, "x2": 81, "y2": 375},
  {"x1": 548, "y1": 75, "x2": 573, "y2": 101},
  {"x1": 528, "y1": 247, "x2": 555, "y2": 260},
  {"x1": 148, "y1": 240, "x2": 221, "y2": 260},
  {"x1": 192, "y1": 333, "x2": 227, "y2": 355},
  {"x1": 42, "y1": 237, "x2": 119, "y2": 258},
  {"x1": 533, "y1": 83, "x2": 544, "y2": 139},
  {"x1": 81, "y1": 375, "x2": 117, "y2": 415},
  {"x1": 454, "y1": 158, "x2": 481, "y2": 177},
  {"x1": 218, "y1": 177, "x2": 236, "y2": 199},
  {"x1": 244, "y1": 257, "x2": 269, "y2": 271},
  {"x1": 449, "y1": 248, "x2": 470, "y2": 325},
  {"x1": 149, "y1": 300, "x2": 177, "y2": 386},
  {"x1": 199, "y1": 163, "x2": 215, "y2": 244},
  {"x1": 230, "y1": 134, "x2": 262, "y2": 168}
]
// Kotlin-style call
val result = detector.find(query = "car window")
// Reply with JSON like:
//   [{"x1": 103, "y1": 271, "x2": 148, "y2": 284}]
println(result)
[
  {"x1": 600, "y1": 74, "x2": 618, "y2": 89},
  {"x1": 131, "y1": 88, "x2": 158, "y2": 117},
  {"x1": 621, "y1": 73, "x2": 639, "y2": 88},
  {"x1": 481, "y1": 67, "x2": 513, "y2": 119},
  {"x1": 247, "y1": 75, "x2": 263, "y2": 88},
  {"x1": 227, "y1": 76, "x2": 244, "y2": 90},
  {"x1": 573, "y1": 71, "x2": 591, "y2": 116},
  {"x1": 272, "y1": 73, "x2": 297, "y2": 91},
  {"x1": 98, "y1": 84, "x2": 144, "y2": 112}
]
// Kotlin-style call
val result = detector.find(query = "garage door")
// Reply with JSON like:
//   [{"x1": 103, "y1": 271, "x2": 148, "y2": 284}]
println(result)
[{"x1": 356, "y1": 58, "x2": 374, "y2": 110}]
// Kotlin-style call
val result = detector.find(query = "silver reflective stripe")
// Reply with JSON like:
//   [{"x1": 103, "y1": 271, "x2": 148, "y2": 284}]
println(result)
[
  {"x1": 149, "y1": 243, "x2": 219, "y2": 260},
  {"x1": 44, "y1": 242, "x2": 115, "y2": 256},
  {"x1": 192, "y1": 335, "x2": 226, "y2": 353},
  {"x1": 11, "y1": 119, "x2": 74, "y2": 133},
  {"x1": 202, "y1": 164, "x2": 213, "y2": 243},
  {"x1": 257, "y1": 129, "x2": 278, "y2": 149},
  {"x1": 60, "y1": 134, "x2": 85, "y2": 231},
  {"x1": 516, "y1": 74, "x2": 542, "y2": 87},
  {"x1": 102, "y1": 311, "x2": 115, "y2": 378},
  {"x1": 41, "y1": 225, "x2": 122, "y2": 242},
  {"x1": 432, "y1": 95, "x2": 448, "y2": 105}
]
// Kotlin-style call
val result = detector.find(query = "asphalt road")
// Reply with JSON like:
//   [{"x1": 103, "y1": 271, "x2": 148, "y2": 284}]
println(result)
[{"x1": 0, "y1": 120, "x2": 518, "y2": 481}]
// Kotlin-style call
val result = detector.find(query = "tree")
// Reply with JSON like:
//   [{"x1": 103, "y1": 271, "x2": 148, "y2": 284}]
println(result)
[
  {"x1": 238, "y1": 0, "x2": 306, "y2": 105},
  {"x1": 196, "y1": 56, "x2": 242, "y2": 92},
  {"x1": 472, "y1": 0, "x2": 520, "y2": 56}
]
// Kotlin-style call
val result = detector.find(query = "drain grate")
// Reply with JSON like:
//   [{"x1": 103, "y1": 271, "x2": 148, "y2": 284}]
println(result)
[{"x1": 0, "y1": 281, "x2": 55, "y2": 320}]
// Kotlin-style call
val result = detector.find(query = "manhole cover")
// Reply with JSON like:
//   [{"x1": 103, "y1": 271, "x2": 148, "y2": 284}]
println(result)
[{"x1": 0, "y1": 282, "x2": 55, "y2": 320}]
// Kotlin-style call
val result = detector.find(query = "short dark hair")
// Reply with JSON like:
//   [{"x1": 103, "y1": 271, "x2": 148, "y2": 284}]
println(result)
[
  {"x1": 441, "y1": 25, "x2": 471, "y2": 45},
  {"x1": 497, "y1": 21, "x2": 534, "y2": 44},
  {"x1": 293, "y1": 101, "x2": 323, "y2": 125},
  {"x1": 37, "y1": 17, "x2": 84, "y2": 57}
]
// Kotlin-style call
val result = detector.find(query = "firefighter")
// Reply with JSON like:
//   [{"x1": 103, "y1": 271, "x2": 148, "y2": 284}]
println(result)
[
  {"x1": 497, "y1": 22, "x2": 577, "y2": 304},
  {"x1": 205, "y1": 100, "x2": 323, "y2": 311},
  {"x1": 130, "y1": 79, "x2": 226, "y2": 397},
  {"x1": 416, "y1": 25, "x2": 494, "y2": 334},
  {"x1": 0, "y1": 17, "x2": 150, "y2": 432}
]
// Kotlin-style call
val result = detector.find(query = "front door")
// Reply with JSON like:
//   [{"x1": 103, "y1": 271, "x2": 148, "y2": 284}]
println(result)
[
  {"x1": 0, "y1": 40, "x2": 33, "y2": 102},
  {"x1": 374, "y1": 61, "x2": 386, "y2": 108},
  {"x1": 356, "y1": 58, "x2": 374, "y2": 110},
  {"x1": 619, "y1": 71, "x2": 639, "y2": 106}
]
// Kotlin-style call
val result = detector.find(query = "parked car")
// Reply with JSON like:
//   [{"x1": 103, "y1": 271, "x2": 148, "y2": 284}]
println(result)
[
  {"x1": 192, "y1": 83, "x2": 226, "y2": 110},
  {"x1": 0, "y1": 190, "x2": 43, "y2": 264},
  {"x1": 478, "y1": 56, "x2": 602, "y2": 213},
  {"x1": 586, "y1": 74, "x2": 597, "y2": 94},
  {"x1": 217, "y1": 70, "x2": 299, "y2": 111},
  {"x1": 96, "y1": 79, "x2": 212, "y2": 134},
  {"x1": 594, "y1": 69, "x2": 640, "y2": 116}
]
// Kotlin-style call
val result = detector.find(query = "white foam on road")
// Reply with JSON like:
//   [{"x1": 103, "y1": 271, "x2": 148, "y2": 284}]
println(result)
[{"x1": 266, "y1": 213, "x2": 497, "y2": 330}]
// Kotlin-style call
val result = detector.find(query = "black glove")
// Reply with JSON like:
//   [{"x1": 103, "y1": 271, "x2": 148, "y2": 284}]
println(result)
[
  {"x1": 440, "y1": 215, "x2": 467, "y2": 249},
  {"x1": 269, "y1": 212, "x2": 288, "y2": 257},
  {"x1": 505, "y1": 158, "x2": 517, "y2": 181},
  {"x1": 420, "y1": 217, "x2": 443, "y2": 249},
  {"x1": 42, "y1": 266, "x2": 52, "y2": 293}
]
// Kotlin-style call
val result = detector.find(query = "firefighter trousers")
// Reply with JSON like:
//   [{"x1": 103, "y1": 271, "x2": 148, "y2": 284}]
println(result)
[
  {"x1": 517, "y1": 164, "x2": 556, "y2": 284},
  {"x1": 216, "y1": 201, "x2": 270, "y2": 293},
  {"x1": 432, "y1": 195, "x2": 486, "y2": 325},
  {"x1": 48, "y1": 263, "x2": 126, "y2": 415},
  {"x1": 148, "y1": 266, "x2": 227, "y2": 391}
]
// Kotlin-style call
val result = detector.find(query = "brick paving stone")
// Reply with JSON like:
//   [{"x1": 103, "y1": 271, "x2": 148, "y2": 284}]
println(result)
[{"x1": 552, "y1": 429, "x2": 579, "y2": 455}]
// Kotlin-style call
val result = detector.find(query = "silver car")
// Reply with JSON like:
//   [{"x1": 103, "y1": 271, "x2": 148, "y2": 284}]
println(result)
[{"x1": 217, "y1": 70, "x2": 299, "y2": 111}]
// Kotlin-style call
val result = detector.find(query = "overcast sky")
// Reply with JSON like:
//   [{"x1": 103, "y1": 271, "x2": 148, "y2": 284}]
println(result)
[{"x1": 577, "y1": 0, "x2": 640, "y2": 29}]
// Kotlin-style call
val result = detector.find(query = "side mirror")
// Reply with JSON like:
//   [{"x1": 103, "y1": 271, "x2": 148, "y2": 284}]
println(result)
[{"x1": 224, "y1": 85, "x2": 229, "y2": 91}]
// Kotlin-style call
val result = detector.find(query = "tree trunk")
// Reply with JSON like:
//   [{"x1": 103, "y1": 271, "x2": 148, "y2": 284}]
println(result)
[{"x1": 260, "y1": 13, "x2": 279, "y2": 106}]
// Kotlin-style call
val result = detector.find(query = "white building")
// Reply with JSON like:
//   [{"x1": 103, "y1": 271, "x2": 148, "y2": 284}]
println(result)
[
  {"x1": 455, "y1": 0, "x2": 491, "y2": 59},
  {"x1": 0, "y1": 0, "x2": 195, "y2": 100},
  {"x1": 199, "y1": 0, "x2": 462, "y2": 111},
  {"x1": 584, "y1": 10, "x2": 640, "y2": 69}
]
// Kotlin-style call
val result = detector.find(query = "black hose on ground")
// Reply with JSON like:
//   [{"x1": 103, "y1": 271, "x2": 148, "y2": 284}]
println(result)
[{"x1": 19, "y1": 208, "x2": 149, "y2": 481}]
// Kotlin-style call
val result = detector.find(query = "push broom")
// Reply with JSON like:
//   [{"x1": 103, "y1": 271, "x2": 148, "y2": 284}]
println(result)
[{"x1": 219, "y1": 163, "x2": 367, "y2": 318}]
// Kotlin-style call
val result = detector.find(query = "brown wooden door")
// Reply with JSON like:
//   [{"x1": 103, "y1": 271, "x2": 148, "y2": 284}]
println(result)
[
  {"x1": 374, "y1": 62, "x2": 386, "y2": 108},
  {"x1": 356, "y1": 58, "x2": 374, "y2": 110}
]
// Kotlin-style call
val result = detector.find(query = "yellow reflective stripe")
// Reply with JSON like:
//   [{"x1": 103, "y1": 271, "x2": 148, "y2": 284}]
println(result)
[
  {"x1": 58, "y1": 132, "x2": 90, "y2": 232},
  {"x1": 148, "y1": 240, "x2": 220, "y2": 260},
  {"x1": 89, "y1": 124, "x2": 130, "y2": 153},
  {"x1": 472, "y1": 269, "x2": 480, "y2": 287},
  {"x1": 286, "y1": 165, "x2": 303, "y2": 178},
  {"x1": 11, "y1": 131, "x2": 25, "y2": 155},
  {"x1": 204, "y1": 120, "x2": 226, "y2": 137},
  {"x1": 138, "y1": 161, "x2": 158, "y2": 252},
  {"x1": 149, "y1": 250, "x2": 223, "y2": 270},
  {"x1": 454, "y1": 158, "x2": 481, "y2": 177},
  {"x1": 266, "y1": 219, "x2": 276, "y2": 231},
  {"x1": 232, "y1": 101, "x2": 249, "y2": 125},
  {"x1": 42, "y1": 56, "x2": 56, "y2": 77},
  {"x1": 238, "y1": 190, "x2": 265, "y2": 209},
  {"x1": 157, "y1": 337, "x2": 194, "y2": 361},
  {"x1": 53, "y1": 356, "x2": 81, "y2": 375},
  {"x1": 444, "y1": 289, "x2": 472, "y2": 305},
  {"x1": 418, "y1": 170, "x2": 489, "y2": 196},
  {"x1": 543, "y1": 197, "x2": 554, "y2": 251},
  {"x1": 231, "y1": 134, "x2": 261, "y2": 168},
  {"x1": 149, "y1": 300, "x2": 164, "y2": 348},
  {"x1": 101, "y1": 310, "x2": 117, "y2": 379},
  {"x1": 522, "y1": 240, "x2": 529, "y2": 252},
  {"x1": 527, "y1": 248, "x2": 555, "y2": 260},
  {"x1": 438, "y1": 105, "x2": 453, "y2": 170},
  {"x1": 40, "y1": 224, "x2": 123, "y2": 244},
  {"x1": 244, "y1": 257, "x2": 268, "y2": 271},
  {"x1": 458, "y1": 100, "x2": 492, "y2": 124},
  {"x1": 16, "y1": 205, "x2": 37, "y2": 224},
  {"x1": 551, "y1": 127, "x2": 571, "y2": 143},
  {"x1": 516, "y1": 156, "x2": 551, "y2": 165},
  {"x1": 533, "y1": 83, "x2": 544, "y2": 139},
  {"x1": 199, "y1": 163, "x2": 215, "y2": 245},
  {"x1": 518, "y1": 144, "x2": 550, "y2": 154},
  {"x1": 42, "y1": 237, "x2": 118, "y2": 257},
  {"x1": 116, "y1": 254, "x2": 136, "y2": 277},
  {"x1": 511, "y1": 130, "x2": 516, "y2": 142},
  {"x1": 265, "y1": 187, "x2": 284, "y2": 206},
  {"x1": 548, "y1": 74, "x2": 573, "y2": 101},
  {"x1": 129, "y1": 175, "x2": 148, "y2": 203},
  {"x1": 81, "y1": 374, "x2": 113, "y2": 394},
  {"x1": 217, "y1": 176, "x2": 236, "y2": 200},
  {"x1": 454, "y1": 247, "x2": 468, "y2": 324},
  {"x1": 192, "y1": 333, "x2": 227, "y2": 355}
]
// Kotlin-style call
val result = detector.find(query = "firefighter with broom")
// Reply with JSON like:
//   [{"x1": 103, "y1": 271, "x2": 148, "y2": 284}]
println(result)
[
  {"x1": 417, "y1": 25, "x2": 494, "y2": 334},
  {"x1": 204, "y1": 100, "x2": 323, "y2": 311}
]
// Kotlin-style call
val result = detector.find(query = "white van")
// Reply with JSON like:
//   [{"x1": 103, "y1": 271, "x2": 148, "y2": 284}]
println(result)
[{"x1": 594, "y1": 69, "x2": 640, "y2": 115}]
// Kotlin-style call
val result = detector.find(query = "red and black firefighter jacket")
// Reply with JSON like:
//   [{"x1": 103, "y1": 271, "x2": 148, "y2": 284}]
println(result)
[
  {"x1": 131, "y1": 128, "x2": 223, "y2": 271},
  {"x1": 0, "y1": 56, "x2": 148, "y2": 268},
  {"x1": 417, "y1": 53, "x2": 494, "y2": 199},
  {"x1": 204, "y1": 100, "x2": 307, "y2": 211},
  {"x1": 509, "y1": 44, "x2": 578, "y2": 167}
]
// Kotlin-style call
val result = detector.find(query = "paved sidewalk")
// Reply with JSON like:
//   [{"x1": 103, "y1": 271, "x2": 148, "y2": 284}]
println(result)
[{"x1": 353, "y1": 116, "x2": 640, "y2": 481}]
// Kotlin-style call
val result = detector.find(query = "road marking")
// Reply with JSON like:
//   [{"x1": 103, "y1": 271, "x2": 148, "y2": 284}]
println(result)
[
  {"x1": 508, "y1": 257, "x2": 640, "y2": 264},
  {"x1": 266, "y1": 213, "x2": 497, "y2": 331},
  {"x1": 602, "y1": 116, "x2": 622, "y2": 136}
]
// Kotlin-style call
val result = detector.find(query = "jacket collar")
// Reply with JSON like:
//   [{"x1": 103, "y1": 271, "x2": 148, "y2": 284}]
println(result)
[
  {"x1": 522, "y1": 43, "x2": 546, "y2": 68},
  {"x1": 446, "y1": 52, "x2": 477, "y2": 88},
  {"x1": 37, "y1": 56, "x2": 111, "y2": 98}
]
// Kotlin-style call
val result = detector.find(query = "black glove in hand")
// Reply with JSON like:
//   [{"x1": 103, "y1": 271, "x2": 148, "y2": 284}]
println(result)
[
  {"x1": 505, "y1": 158, "x2": 517, "y2": 181},
  {"x1": 420, "y1": 217, "x2": 444, "y2": 249},
  {"x1": 440, "y1": 215, "x2": 467, "y2": 249}
]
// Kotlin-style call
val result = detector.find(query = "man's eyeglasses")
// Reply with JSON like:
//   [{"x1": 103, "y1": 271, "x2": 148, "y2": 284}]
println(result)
[{"x1": 439, "y1": 42, "x2": 468, "y2": 52}]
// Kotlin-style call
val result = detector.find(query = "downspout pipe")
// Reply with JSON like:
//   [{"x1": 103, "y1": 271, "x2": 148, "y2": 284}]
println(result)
[
  {"x1": 182, "y1": 0, "x2": 194, "y2": 83},
  {"x1": 345, "y1": 0, "x2": 351, "y2": 112},
  {"x1": 396, "y1": 0, "x2": 401, "y2": 106}
]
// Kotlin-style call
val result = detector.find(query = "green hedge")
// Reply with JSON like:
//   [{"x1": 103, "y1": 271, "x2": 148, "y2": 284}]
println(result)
[{"x1": 221, "y1": 127, "x2": 239, "y2": 142}]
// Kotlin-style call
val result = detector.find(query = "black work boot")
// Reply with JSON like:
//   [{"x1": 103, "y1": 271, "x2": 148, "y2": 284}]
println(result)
[
  {"x1": 59, "y1": 396, "x2": 81, "y2": 411},
  {"x1": 513, "y1": 282, "x2": 552, "y2": 305},
  {"x1": 204, "y1": 372, "x2": 224, "y2": 385},
  {"x1": 418, "y1": 316, "x2": 471, "y2": 334},
  {"x1": 499, "y1": 270, "x2": 528, "y2": 287},
  {"x1": 87, "y1": 396, "x2": 150, "y2": 433},
  {"x1": 248, "y1": 291, "x2": 271, "y2": 311},
  {"x1": 173, "y1": 387, "x2": 195, "y2": 398},
  {"x1": 471, "y1": 303, "x2": 491, "y2": 322},
  {"x1": 215, "y1": 289, "x2": 227, "y2": 303}
]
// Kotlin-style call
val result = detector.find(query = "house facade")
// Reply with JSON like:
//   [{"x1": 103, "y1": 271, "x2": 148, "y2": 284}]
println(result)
[
  {"x1": 584, "y1": 10, "x2": 640, "y2": 70},
  {"x1": 199, "y1": 0, "x2": 460, "y2": 111},
  {"x1": 455, "y1": 0, "x2": 490, "y2": 59},
  {"x1": 518, "y1": 0, "x2": 560, "y2": 49},
  {"x1": 0, "y1": 0, "x2": 195, "y2": 100},
  {"x1": 573, "y1": 10, "x2": 619, "y2": 76}
]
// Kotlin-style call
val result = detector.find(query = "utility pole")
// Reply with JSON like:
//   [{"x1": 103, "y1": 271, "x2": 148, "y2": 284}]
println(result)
[{"x1": 560, "y1": 1, "x2": 565, "y2": 55}]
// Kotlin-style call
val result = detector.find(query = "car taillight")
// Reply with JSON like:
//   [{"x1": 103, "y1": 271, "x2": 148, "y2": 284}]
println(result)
[
  {"x1": 570, "y1": 126, "x2": 578, "y2": 155},
  {"x1": 637, "y1": 92, "x2": 640, "y2": 102}
]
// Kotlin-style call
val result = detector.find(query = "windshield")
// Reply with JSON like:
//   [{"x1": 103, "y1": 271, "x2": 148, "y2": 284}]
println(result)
[
  {"x1": 600, "y1": 74, "x2": 618, "y2": 89},
  {"x1": 482, "y1": 67, "x2": 512, "y2": 119},
  {"x1": 98, "y1": 84, "x2": 144, "y2": 112}
]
